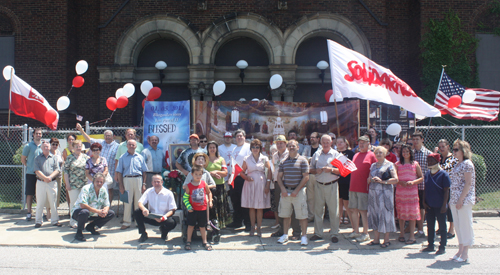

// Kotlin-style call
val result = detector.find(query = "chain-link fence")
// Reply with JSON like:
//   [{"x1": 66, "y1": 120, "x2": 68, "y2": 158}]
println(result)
[
  {"x1": 416, "y1": 126, "x2": 500, "y2": 210},
  {"x1": 0, "y1": 125, "x2": 26, "y2": 209}
]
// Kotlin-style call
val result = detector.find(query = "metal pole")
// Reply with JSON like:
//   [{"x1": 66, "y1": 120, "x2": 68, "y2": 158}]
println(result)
[
  {"x1": 22, "y1": 124, "x2": 27, "y2": 210},
  {"x1": 85, "y1": 121, "x2": 90, "y2": 135},
  {"x1": 461, "y1": 126, "x2": 465, "y2": 141}
]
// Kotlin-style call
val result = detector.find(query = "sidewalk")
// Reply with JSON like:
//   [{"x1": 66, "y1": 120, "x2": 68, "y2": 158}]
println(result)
[{"x1": 0, "y1": 207, "x2": 498, "y2": 251}]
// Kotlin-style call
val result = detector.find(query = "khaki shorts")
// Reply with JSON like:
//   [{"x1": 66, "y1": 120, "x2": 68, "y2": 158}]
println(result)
[
  {"x1": 278, "y1": 188, "x2": 308, "y2": 220},
  {"x1": 348, "y1": 191, "x2": 368, "y2": 211}
]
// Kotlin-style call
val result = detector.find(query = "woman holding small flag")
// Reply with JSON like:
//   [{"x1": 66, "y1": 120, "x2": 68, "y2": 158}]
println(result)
[{"x1": 335, "y1": 136, "x2": 354, "y2": 225}]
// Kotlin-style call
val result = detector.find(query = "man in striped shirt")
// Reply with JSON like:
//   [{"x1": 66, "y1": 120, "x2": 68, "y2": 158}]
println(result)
[
  {"x1": 412, "y1": 131, "x2": 432, "y2": 238},
  {"x1": 276, "y1": 140, "x2": 310, "y2": 246}
]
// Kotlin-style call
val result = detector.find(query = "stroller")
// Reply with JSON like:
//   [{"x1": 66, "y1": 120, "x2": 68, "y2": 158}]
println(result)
[{"x1": 180, "y1": 187, "x2": 222, "y2": 244}]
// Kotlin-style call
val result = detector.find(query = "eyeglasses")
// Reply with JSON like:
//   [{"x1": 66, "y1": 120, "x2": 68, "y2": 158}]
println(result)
[
  {"x1": 51, "y1": 143, "x2": 58, "y2": 146},
  {"x1": 200, "y1": 140, "x2": 207, "y2": 143},
  {"x1": 92, "y1": 149, "x2": 100, "y2": 152},
  {"x1": 251, "y1": 146, "x2": 260, "y2": 149},
  {"x1": 453, "y1": 148, "x2": 460, "y2": 152}
]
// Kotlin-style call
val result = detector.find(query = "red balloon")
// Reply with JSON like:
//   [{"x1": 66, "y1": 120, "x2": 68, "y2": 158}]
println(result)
[
  {"x1": 147, "y1": 87, "x2": 161, "y2": 101},
  {"x1": 325, "y1": 89, "x2": 333, "y2": 102},
  {"x1": 447, "y1": 95, "x2": 462, "y2": 108},
  {"x1": 116, "y1": 96, "x2": 128, "y2": 109},
  {"x1": 440, "y1": 110, "x2": 447, "y2": 115},
  {"x1": 106, "y1": 97, "x2": 117, "y2": 111},
  {"x1": 142, "y1": 98, "x2": 147, "y2": 108},
  {"x1": 72, "y1": 76, "x2": 85, "y2": 88},
  {"x1": 45, "y1": 109, "x2": 58, "y2": 124}
]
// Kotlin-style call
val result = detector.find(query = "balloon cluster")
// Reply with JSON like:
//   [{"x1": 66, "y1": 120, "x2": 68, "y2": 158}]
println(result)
[
  {"x1": 57, "y1": 60, "x2": 89, "y2": 111},
  {"x1": 447, "y1": 90, "x2": 476, "y2": 109},
  {"x1": 106, "y1": 83, "x2": 136, "y2": 111},
  {"x1": 138, "y1": 80, "x2": 162, "y2": 108}
]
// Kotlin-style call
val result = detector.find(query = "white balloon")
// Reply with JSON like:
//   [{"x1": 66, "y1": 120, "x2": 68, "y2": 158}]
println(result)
[
  {"x1": 386, "y1": 123, "x2": 402, "y2": 136},
  {"x1": 2, "y1": 65, "x2": 15, "y2": 81},
  {"x1": 57, "y1": 96, "x2": 70, "y2": 111},
  {"x1": 123, "y1": 83, "x2": 135, "y2": 98},
  {"x1": 415, "y1": 114, "x2": 426, "y2": 120},
  {"x1": 115, "y1": 88, "x2": 124, "y2": 98},
  {"x1": 75, "y1": 60, "x2": 88, "y2": 75},
  {"x1": 462, "y1": 90, "x2": 477, "y2": 103},
  {"x1": 269, "y1": 74, "x2": 283, "y2": 89},
  {"x1": 141, "y1": 80, "x2": 153, "y2": 96},
  {"x1": 252, "y1": 98, "x2": 259, "y2": 101},
  {"x1": 213, "y1": 80, "x2": 226, "y2": 96}
]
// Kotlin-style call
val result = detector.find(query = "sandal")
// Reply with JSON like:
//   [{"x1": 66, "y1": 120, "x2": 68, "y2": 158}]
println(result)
[
  {"x1": 184, "y1": 242, "x2": 191, "y2": 250},
  {"x1": 203, "y1": 242, "x2": 213, "y2": 251},
  {"x1": 380, "y1": 242, "x2": 391, "y2": 248},
  {"x1": 367, "y1": 241, "x2": 381, "y2": 246},
  {"x1": 343, "y1": 217, "x2": 350, "y2": 224},
  {"x1": 398, "y1": 237, "x2": 406, "y2": 242},
  {"x1": 405, "y1": 239, "x2": 417, "y2": 244}
]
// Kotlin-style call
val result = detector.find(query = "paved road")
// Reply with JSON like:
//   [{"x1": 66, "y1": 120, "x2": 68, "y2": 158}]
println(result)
[{"x1": 0, "y1": 246, "x2": 498, "y2": 274}]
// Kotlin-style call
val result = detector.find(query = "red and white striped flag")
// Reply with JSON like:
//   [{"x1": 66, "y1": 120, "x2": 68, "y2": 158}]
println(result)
[
  {"x1": 331, "y1": 154, "x2": 357, "y2": 177},
  {"x1": 9, "y1": 74, "x2": 59, "y2": 129},
  {"x1": 434, "y1": 72, "x2": 500, "y2": 122},
  {"x1": 227, "y1": 156, "x2": 242, "y2": 188}
]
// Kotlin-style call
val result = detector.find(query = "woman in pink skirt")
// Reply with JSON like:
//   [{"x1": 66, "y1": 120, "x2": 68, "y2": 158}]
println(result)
[
  {"x1": 240, "y1": 139, "x2": 273, "y2": 237},
  {"x1": 394, "y1": 144, "x2": 423, "y2": 244}
]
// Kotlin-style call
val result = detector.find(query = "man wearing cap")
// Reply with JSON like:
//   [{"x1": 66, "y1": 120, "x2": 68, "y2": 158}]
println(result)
[
  {"x1": 302, "y1": 132, "x2": 322, "y2": 222},
  {"x1": 141, "y1": 135, "x2": 166, "y2": 189},
  {"x1": 421, "y1": 153, "x2": 450, "y2": 255},
  {"x1": 309, "y1": 134, "x2": 342, "y2": 243},
  {"x1": 175, "y1": 134, "x2": 207, "y2": 176},
  {"x1": 116, "y1": 139, "x2": 149, "y2": 230},
  {"x1": 227, "y1": 129, "x2": 251, "y2": 230},
  {"x1": 270, "y1": 135, "x2": 302, "y2": 239},
  {"x1": 218, "y1": 132, "x2": 237, "y2": 182},
  {"x1": 347, "y1": 136, "x2": 377, "y2": 242}
]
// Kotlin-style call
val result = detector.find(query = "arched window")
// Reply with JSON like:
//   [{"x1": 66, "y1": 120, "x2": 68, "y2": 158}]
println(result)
[
  {"x1": 137, "y1": 38, "x2": 189, "y2": 67},
  {"x1": 215, "y1": 37, "x2": 269, "y2": 66}
]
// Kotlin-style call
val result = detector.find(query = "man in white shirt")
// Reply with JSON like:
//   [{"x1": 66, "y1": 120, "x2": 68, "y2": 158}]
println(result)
[
  {"x1": 218, "y1": 132, "x2": 236, "y2": 182},
  {"x1": 226, "y1": 129, "x2": 251, "y2": 231},
  {"x1": 134, "y1": 174, "x2": 177, "y2": 242}
]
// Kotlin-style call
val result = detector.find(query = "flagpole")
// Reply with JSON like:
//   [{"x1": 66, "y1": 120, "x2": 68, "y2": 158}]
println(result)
[
  {"x1": 425, "y1": 66, "x2": 446, "y2": 140},
  {"x1": 7, "y1": 70, "x2": 13, "y2": 137}
]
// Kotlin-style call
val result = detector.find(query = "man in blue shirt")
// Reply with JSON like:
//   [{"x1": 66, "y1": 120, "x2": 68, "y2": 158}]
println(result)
[
  {"x1": 422, "y1": 153, "x2": 451, "y2": 255},
  {"x1": 21, "y1": 128, "x2": 43, "y2": 221},
  {"x1": 142, "y1": 135, "x2": 166, "y2": 189},
  {"x1": 116, "y1": 140, "x2": 149, "y2": 229}
]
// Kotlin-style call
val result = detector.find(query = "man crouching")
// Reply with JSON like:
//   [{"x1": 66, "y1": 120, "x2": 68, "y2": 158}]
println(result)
[{"x1": 72, "y1": 173, "x2": 115, "y2": 241}]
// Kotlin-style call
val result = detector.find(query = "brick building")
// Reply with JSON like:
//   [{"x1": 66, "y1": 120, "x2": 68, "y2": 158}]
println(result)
[{"x1": 0, "y1": 0, "x2": 498, "y2": 129}]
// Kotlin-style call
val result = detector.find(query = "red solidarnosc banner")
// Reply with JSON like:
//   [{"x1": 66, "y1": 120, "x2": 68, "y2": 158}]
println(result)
[{"x1": 327, "y1": 40, "x2": 441, "y2": 118}]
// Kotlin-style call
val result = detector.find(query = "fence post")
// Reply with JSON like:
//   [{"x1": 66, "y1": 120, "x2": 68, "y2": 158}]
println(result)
[
  {"x1": 462, "y1": 126, "x2": 465, "y2": 141},
  {"x1": 22, "y1": 124, "x2": 28, "y2": 210},
  {"x1": 85, "y1": 121, "x2": 90, "y2": 135}
]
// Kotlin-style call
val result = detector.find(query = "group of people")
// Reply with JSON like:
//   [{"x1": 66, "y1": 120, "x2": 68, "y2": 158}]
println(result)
[{"x1": 21, "y1": 125, "x2": 476, "y2": 261}]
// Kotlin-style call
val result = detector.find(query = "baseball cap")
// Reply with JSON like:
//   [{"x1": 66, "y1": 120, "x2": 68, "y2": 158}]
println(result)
[
  {"x1": 224, "y1": 132, "x2": 233, "y2": 138},
  {"x1": 274, "y1": 135, "x2": 287, "y2": 143},
  {"x1": 358, "y1": 136, "x2": 370, "y2": 142},
  {"x1": 428, "y1": 153, "x2": 441, "y2": 163},
  {"x1": 189, "y1": 134, "x2": 199, "y2": 140}
]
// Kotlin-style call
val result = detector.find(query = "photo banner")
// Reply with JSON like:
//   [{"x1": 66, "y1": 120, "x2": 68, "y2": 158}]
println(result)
[
  {"x1": 369, "y1": 101, "x2": 415, "y2": 142},
  {"x1": 143, "y1": 100, "x2": 191, "y2": 152},
  {"x1": 194, "y1": 100, "x2": 359, "y2": 154}
]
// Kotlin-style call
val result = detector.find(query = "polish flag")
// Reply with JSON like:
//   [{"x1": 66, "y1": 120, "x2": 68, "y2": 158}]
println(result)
[
  {"x1": 331, "y1": 154, "x2": 357, "y2": 177},
  {"x1": 227, "y1": 157, "x2": 242, "y2": 188},
  {"x1": 9, "y1": 74, "x2": 59, "y2": 129}
]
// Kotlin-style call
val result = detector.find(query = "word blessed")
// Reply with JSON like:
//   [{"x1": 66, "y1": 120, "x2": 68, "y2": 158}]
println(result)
[
  {"x1": 344, "y1": 61, "x2": 417, "y2": 97},
  {"x1": 147, "y1": 124, "x2": 177, "y2": 134}
]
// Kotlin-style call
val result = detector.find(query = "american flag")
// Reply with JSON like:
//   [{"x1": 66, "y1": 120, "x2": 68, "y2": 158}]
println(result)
[{"x1": 434, "y1": 72, "x2": 500, "y2": 121}]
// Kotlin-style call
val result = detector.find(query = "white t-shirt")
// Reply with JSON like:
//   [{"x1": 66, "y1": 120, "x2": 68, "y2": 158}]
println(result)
[{"x1": 218, "y1": 144, "x2": 237, "y2": 165}]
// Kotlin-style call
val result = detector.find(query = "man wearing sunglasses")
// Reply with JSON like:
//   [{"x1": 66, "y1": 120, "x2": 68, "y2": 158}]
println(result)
[{"x1": 199, "y1": 134, "x2": 208, "y2": 150}]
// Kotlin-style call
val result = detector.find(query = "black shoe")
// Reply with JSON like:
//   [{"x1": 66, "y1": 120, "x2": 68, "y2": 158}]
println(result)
[
  {"x1": 34, "y1": 223, "x2": 41, "y2": 228},
  {"x1": 244, "y1": 225, "x2": 251, "y2": 232},
  {"x1": 226, "y1": 222, "x2": 242, "y2": 228},
  {"x1": 422, "y1": 247, "x2": 435, "y2": 252},
  {"x1": 447, "y1": 232, "x2": 455, "y2": 239},
  {"x1": 436, "y1": 248, "x2": 446, "y2": 255},
  {"x1": 139, "y1": 233, "x2": 148, "y2": 242},
  {"x1": 85, "y1": 223, "x2": 100, "y2": 235},
  {"x1": 75, "y1": 233, "x2": 86, "y2": 242}
]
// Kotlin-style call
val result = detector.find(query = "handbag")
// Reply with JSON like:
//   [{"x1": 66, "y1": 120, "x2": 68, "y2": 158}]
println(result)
[
  {"x1": 104, "y1": 173, "x2": 114, "y2": 186},
  {"x1": 381, "y1": 169, "x2": 391, "y2": 181}
]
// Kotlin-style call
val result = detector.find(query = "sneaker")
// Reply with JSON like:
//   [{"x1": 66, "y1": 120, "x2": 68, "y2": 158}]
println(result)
[
  {"x1": 355, "y1": 233, "x2": 370, "y2": 242},
  {"x1": 26, "y1": 213, "x2": 32, "y2": 221},
  {"x1": 301, "y1": 236, "x2": 308, "y2": 246},
  {"x1": 415, "y1": 231, "x2": 426, "y2": 238},
  {"x1": 277, "y1": 234, "x2": 289, "y2": 244},
  {"x1": 347, "y1": 232, "x2": 361, "y2": 239}
]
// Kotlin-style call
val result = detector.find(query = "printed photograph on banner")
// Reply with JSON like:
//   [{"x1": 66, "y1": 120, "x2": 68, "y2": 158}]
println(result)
[
  {"x1": 368, "y1": 101, "x2": 415, "y2": 142},
  {"x1": 194, "y1": 100, "x2": 359, "y2": 154},
  {"x1": 143, "y1": 100, "x2": 191, "y2": 154}
]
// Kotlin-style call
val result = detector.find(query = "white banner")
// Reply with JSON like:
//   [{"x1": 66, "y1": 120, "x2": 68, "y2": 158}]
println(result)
[{"x1": 327, "y1": 40, "x2": 441, "y2": 118}]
